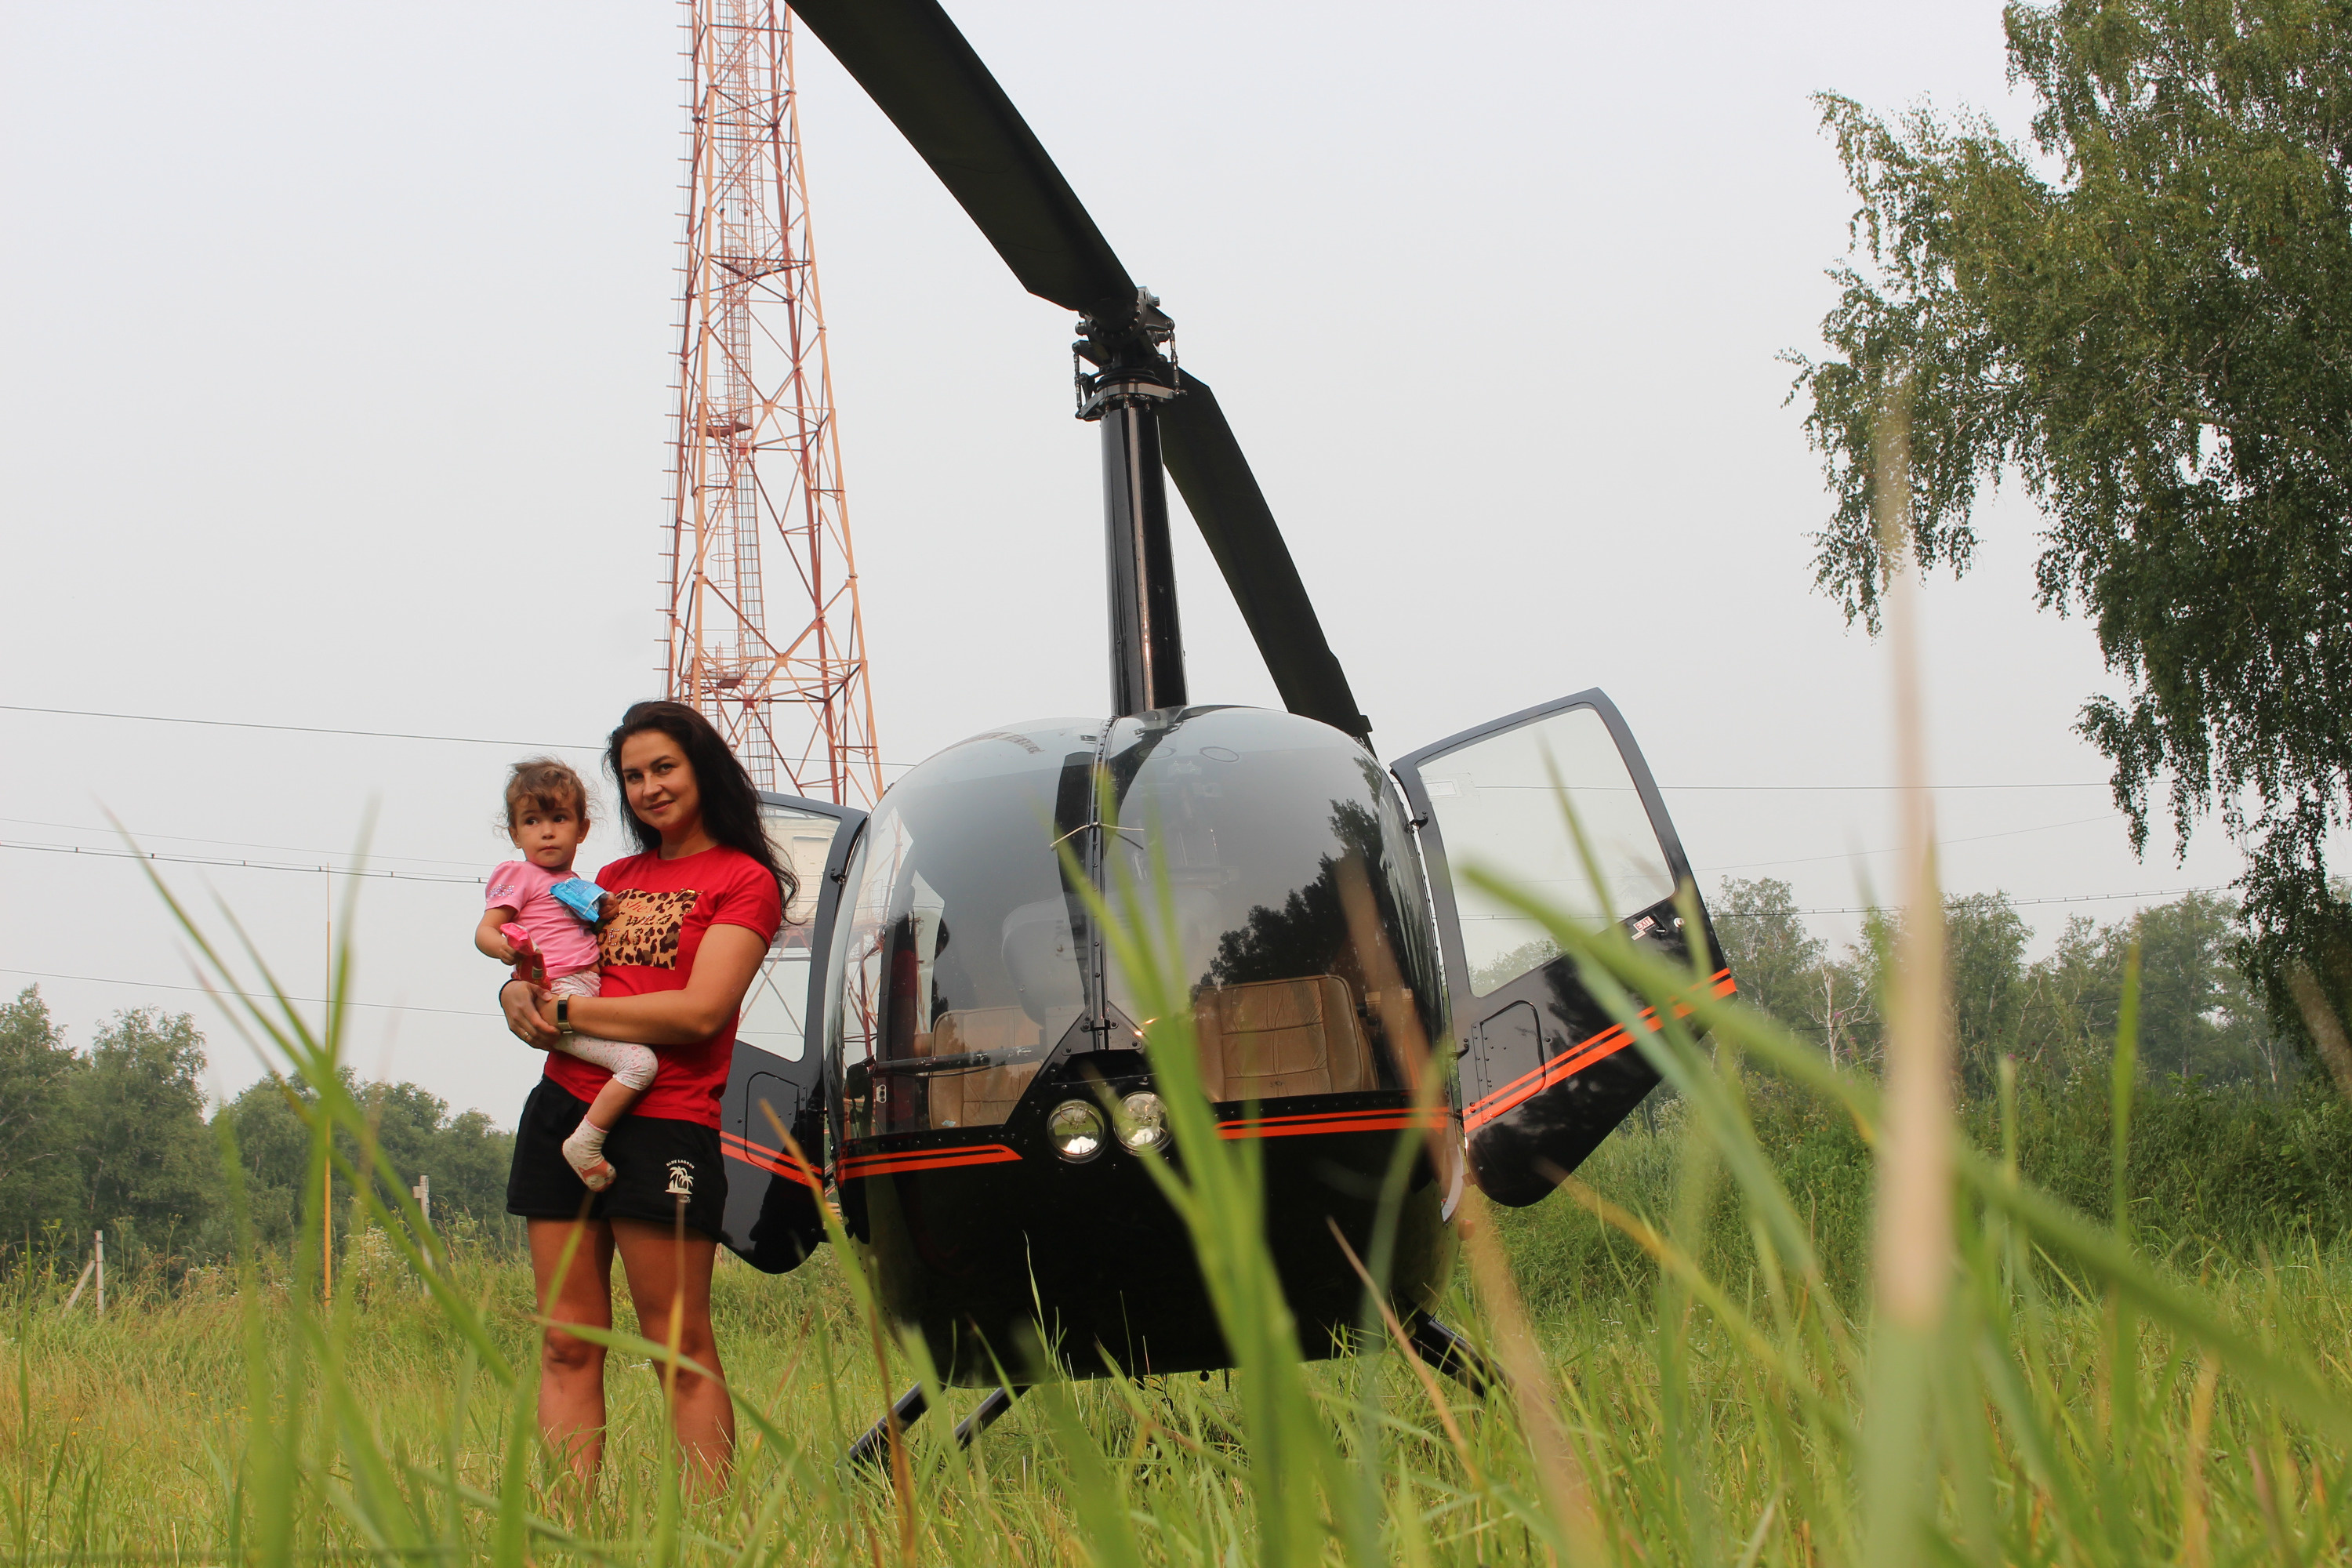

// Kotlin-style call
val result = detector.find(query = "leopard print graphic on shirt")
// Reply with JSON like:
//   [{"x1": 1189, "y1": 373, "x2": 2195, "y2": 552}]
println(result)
[{"x1": 596, "y1": 888, "x2": 700, "y2": 970}]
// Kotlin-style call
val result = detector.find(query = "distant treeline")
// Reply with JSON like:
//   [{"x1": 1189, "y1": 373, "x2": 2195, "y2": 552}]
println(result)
[
  {"x1": 0, "y1": 986, "x2": 516, "y2": 1270},
  {"x1": 1711, "y1": 880, "x2": 2302, "y2": 1096},
  {"x1": 4, "y1": 884, "x2": 2322, "y2": 1275},
  {"x1": 1499, "y1": 884, "x2": 2352, "y2": 1304}
]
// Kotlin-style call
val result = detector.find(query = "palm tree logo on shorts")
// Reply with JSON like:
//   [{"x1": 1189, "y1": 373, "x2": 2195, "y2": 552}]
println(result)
[{"x1": 666, "y1": 1160, "x2": 695, "y2": 1197}]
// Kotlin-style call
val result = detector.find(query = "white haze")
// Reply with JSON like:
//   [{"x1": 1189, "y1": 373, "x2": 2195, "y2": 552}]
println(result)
[{"x1": 0, "y1": 0, "x2": 2283, "y2": 1115}]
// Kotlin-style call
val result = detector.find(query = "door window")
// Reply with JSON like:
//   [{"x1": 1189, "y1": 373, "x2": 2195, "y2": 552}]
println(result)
[
  {"x1": 717, "y1": 790, "x2": 865, "y2": 1272},
  {"x1": 735, "y1": 800, "x2": 851, "y2": 1062},
  {"x1": 1414, "y1": 704, "x2": 1676, "y2": 997}
]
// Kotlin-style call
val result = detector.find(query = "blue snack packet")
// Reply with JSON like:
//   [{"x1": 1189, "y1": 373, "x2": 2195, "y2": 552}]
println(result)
[{"x1": 549, "y1": 877, "x2": 606, "y2": 926}]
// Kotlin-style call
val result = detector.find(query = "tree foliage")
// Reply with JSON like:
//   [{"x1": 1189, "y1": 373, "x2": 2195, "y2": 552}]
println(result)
[
  {"x1": 216, "y1": 1070, "x2": 515, "y2": 1251},
  {"x1": 1788, "y1": 0, "x2": 2352, "y2": 1047},
  {"x1": 71, "y1": 1008, "x2": 213, "y2": 1256},
  {"x1": 0, "y1": 988, "x2": 79, "y2": 1243},
  {"x1": 0, "y1": 987, "x2": 516, "y2": 1267},
  {"x1": 1722, "y1": 884, "x2": 2285, "y2": 1090},
  {"x1": 1712, "y1": 877, "x2": 1828, "y2": 1022}
]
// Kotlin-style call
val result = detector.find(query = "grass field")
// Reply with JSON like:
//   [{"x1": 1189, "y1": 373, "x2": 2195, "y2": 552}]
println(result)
[
  {"x1": 11, "y1": 781, "x2": 2352, "y2": 1565},
  {"x1": 10, "y1": 1057, "x2": 2352, "y2": 1566}
]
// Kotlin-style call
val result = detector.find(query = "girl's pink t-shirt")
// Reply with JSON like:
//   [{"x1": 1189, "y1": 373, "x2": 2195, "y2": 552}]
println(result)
[
  {"x1": 539, "y1": 845, "x2": 782, "y2": 1127},
  {"x1": 484, "y1": 861, "x2": 601, "y2": 975}
]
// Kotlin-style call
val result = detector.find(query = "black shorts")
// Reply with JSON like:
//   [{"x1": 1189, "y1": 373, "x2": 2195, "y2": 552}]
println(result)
[{"x1": 506, "y1": 1078, "x2": 728, "y2": 1240}]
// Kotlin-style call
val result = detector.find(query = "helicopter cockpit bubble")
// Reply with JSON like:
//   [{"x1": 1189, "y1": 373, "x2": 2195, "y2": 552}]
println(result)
[
  {"x1": 815, "y1": 706, "x2": 1464, "y2": 1382},
  {"x1": 999, "y1": 898, "x2": 1083, "y2": 1030},
  {"x1": 829, "y1": 719, "x2": 1099, "y2": 1140},
  {"x1": 833, "y1": 705, "x2": 1450, "y2": 1149},
  {"x1": 1098, "y1": 706, "x2": 1446, "y2": 1096}
]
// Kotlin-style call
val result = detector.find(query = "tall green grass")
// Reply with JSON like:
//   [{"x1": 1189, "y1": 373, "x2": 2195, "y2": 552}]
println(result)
[
  {"x1": 8, "y1": 1007, "x2": 2352, "y2": 1564},
  {"x1": 7, "y1": 760, "x2": 2352, "y2": 1562}
]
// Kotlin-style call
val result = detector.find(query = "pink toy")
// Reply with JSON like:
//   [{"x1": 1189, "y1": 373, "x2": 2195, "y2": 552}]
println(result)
[{"x1": 502, "y1": 922, "x2": 546, "y2": 989}]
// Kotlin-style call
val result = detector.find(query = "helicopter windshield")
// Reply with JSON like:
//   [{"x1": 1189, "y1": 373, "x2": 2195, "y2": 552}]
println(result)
[
  {"x1": 834, "y1": 720, "x2": 1098, "y2": 1137},
  {"x1": 1101, "y1": 708, "x2": 1444, "y2": 1102},
  {"x1": 833, "y1": 707, "x2": 1446, "y2": 1138}
]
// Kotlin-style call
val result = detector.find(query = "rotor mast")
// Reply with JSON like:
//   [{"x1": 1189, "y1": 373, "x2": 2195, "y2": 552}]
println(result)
[
  {"x1": 1079, "y1": 292, "x2": 1185, "y2": 716},
  {"x1": 666, "y1": 0, "x2": 883, "y2": 805}
]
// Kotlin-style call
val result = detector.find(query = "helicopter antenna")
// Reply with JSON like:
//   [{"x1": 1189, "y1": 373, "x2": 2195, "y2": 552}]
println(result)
[{"x1": 665, "y1": 0, "x2": 885, "y2": 804}]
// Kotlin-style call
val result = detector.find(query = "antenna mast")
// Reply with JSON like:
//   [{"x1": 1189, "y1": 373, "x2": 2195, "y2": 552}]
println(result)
[{"x1": 667, "y1": 0, "x2": 882, "y2": 805}]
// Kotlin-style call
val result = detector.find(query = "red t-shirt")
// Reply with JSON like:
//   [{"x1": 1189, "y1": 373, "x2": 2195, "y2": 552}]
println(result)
[{"x1": 539, "y1": 844, "x2": 783, "y2": 1127}]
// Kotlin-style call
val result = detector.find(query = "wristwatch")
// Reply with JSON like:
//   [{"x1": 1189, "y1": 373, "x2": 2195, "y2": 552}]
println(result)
[{"x1": 556, "y1": 996, "x2": 575, "y2": 1036}]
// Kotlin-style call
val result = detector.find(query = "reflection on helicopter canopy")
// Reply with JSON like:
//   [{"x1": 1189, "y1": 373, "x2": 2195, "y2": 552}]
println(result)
[{"x1": 830, "y1": 707, "x2": 1446, "y2": 1138}]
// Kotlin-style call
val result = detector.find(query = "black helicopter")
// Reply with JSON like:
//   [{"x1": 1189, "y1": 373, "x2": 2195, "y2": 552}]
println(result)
[{"x1": 704, "y1": 0, "x2": 1735, "y2": 1456}]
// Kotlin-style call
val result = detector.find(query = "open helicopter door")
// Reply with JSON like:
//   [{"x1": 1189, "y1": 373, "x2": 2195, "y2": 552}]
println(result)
[
  {"x1": 1392, "y1": 691, "x2": 1731, "y2": 1207},
  {"x1": 717, "y1": 792, "x2": 866, "y2": 1271}
]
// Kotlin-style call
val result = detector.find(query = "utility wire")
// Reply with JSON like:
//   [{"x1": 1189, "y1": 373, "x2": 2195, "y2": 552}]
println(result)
[
  {"x1": 0, "y1": 965, "x2": 488, "y2": 1019},
  {"x1": 5, "y1": 813, "x2": 2215, "y2": 907},
  {"x1": 0, "y1": 815, "x2": 487, "y2": 869},
  {"x1": 1657, "y1": 781, "x2": 2111, "y2": 792},
  {"x1": 5, "y1": 701, "x2": 2115, "y2": 791},
  {"x1": 0, "y1": 702, "x2": 601, "y2": 753},
  {"x1": 0, "y1": 839, "x2": 485, "y2": 885},
  {"x1": 1697, "y1": 812, "x2": 2128, "y2": 874},
  {"x1": 9, "y1": 813, "x2": 2136, "y2": 891}
]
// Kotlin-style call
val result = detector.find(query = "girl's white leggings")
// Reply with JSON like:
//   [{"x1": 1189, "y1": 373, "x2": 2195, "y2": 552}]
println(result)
[{"x1": 547, "y1": 971, "x2": 658, "y2": 1093}]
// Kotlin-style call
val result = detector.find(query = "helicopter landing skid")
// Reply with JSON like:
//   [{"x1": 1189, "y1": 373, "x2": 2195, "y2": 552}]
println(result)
[
  {"x1": 844, "y1": 1383, "x2": 1027, "y2": 1474},
  {"x1": 1407, "y1": 1313, "x2": 1499, "y2": 1398}
]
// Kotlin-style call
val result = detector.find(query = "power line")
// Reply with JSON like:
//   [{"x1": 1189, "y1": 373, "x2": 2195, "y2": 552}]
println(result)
[
  {"x1": 0, "y1": 815, "x2": 486, "y2": 869},
  {"x1": 1658, "y1": 781, "x2": 2109, "y2": 792},
  {"x1": 0, "y1": 965, "x2": 489, "y2": 1019},
  {"x1": 1697, "y1": 813, "x2": 2128, "y2": 875},
  {"x1": 0, "y1": 839, "x2": 486, "y2": 885},
  {"x1": 9, "y1": 701, "x2": 2117, "y2": 791},
  {"x1": 0, "y1": 702, "x2": 602, "y2": 753},
  {"x1": 1, "y1": 824, "x2": 2220, "y2": 911},
  {"x1": 2, "y1": 702, "x2": 913, "y2": 777}
]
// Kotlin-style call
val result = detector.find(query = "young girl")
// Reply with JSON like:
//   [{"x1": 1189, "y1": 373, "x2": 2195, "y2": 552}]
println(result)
[{"x1": 475, "y1": 758, "x2": 655, "y2": 1191}]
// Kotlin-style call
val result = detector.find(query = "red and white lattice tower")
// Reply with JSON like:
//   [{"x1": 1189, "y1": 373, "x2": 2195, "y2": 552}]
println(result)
[{"x1": 666, "y1": 0, "x2": 882, "y2": 805}]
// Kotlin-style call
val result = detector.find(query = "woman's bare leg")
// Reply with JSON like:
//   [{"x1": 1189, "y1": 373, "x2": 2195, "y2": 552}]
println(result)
[
  {"x1": 612, "y1": 1215, "x2": 733, "y2": 1496},
  {"x1": 528, "y1": 1217, "x2": 615, "y2": 1502}
]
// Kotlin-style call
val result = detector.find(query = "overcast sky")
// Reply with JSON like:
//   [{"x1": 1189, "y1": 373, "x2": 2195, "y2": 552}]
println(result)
[{"x1": 1, "y1": 0, "x2": 2292, "y2": 1119}]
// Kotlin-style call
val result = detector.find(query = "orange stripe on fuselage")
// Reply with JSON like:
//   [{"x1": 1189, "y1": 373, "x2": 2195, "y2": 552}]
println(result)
[
  {"x1": 837, "y1": 1143, "x2": 1022, "y2": 1180},
  {"x1": 1463, "y1": 968, "x2": 1736, "y2": 1132},
  {"x1": 1216, "y1": 1105, "x2": 1450, "y2": 1141},
  {"x1": 719, "y1": 1131, "x2": 822, "y2": 1189}
]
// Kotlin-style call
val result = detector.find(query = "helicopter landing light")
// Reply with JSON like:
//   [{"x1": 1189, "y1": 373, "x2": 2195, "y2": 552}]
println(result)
[
  {"x1": 1046, "y1": 1100, "x2": 1108, "y2": 1162},
  {"x1": 1115, "y1": 1091, "x2": 1168, "y2": 1152}
]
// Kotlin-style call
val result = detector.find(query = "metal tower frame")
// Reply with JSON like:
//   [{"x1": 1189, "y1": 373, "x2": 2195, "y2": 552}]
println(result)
[{"x1": 666, "y1": 0, "x2": 882, "y2": 805}]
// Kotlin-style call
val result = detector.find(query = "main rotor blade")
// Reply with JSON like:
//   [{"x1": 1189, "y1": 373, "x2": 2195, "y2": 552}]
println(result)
[
  {"x1": 1158, "y1": 374, "x2": 1370, "y2": 744},
  {"x1": 785, "y1": 0, "x2": 1136, "y2": 323}
]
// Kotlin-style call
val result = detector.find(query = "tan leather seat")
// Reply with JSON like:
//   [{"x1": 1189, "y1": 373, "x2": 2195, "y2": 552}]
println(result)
[
  {"x1": 926, "y1": 1006, "x2": 1045, "y2": 1128},
  {"x1": 1192, "y1": 975, "x2": 1371, "y2": 1103}
]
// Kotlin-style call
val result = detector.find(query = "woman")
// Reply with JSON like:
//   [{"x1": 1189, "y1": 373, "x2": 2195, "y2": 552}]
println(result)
[{"x1": 499, "y1": 700, "x2": 789, "y2": 1497}]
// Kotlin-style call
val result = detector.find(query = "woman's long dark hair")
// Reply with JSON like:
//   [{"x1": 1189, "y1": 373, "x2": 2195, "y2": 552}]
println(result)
[{"x1": 606, "y1": 700, "x2": 796, "y2": 910}]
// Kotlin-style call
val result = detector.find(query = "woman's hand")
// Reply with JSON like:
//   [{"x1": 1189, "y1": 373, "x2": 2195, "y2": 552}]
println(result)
[
  {"x1": 535, "y1": 924, "x2": 768, "y2": 1046},
  {"x1": 500, "y1": 978, "x2": 558, "y2": 1050}
]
